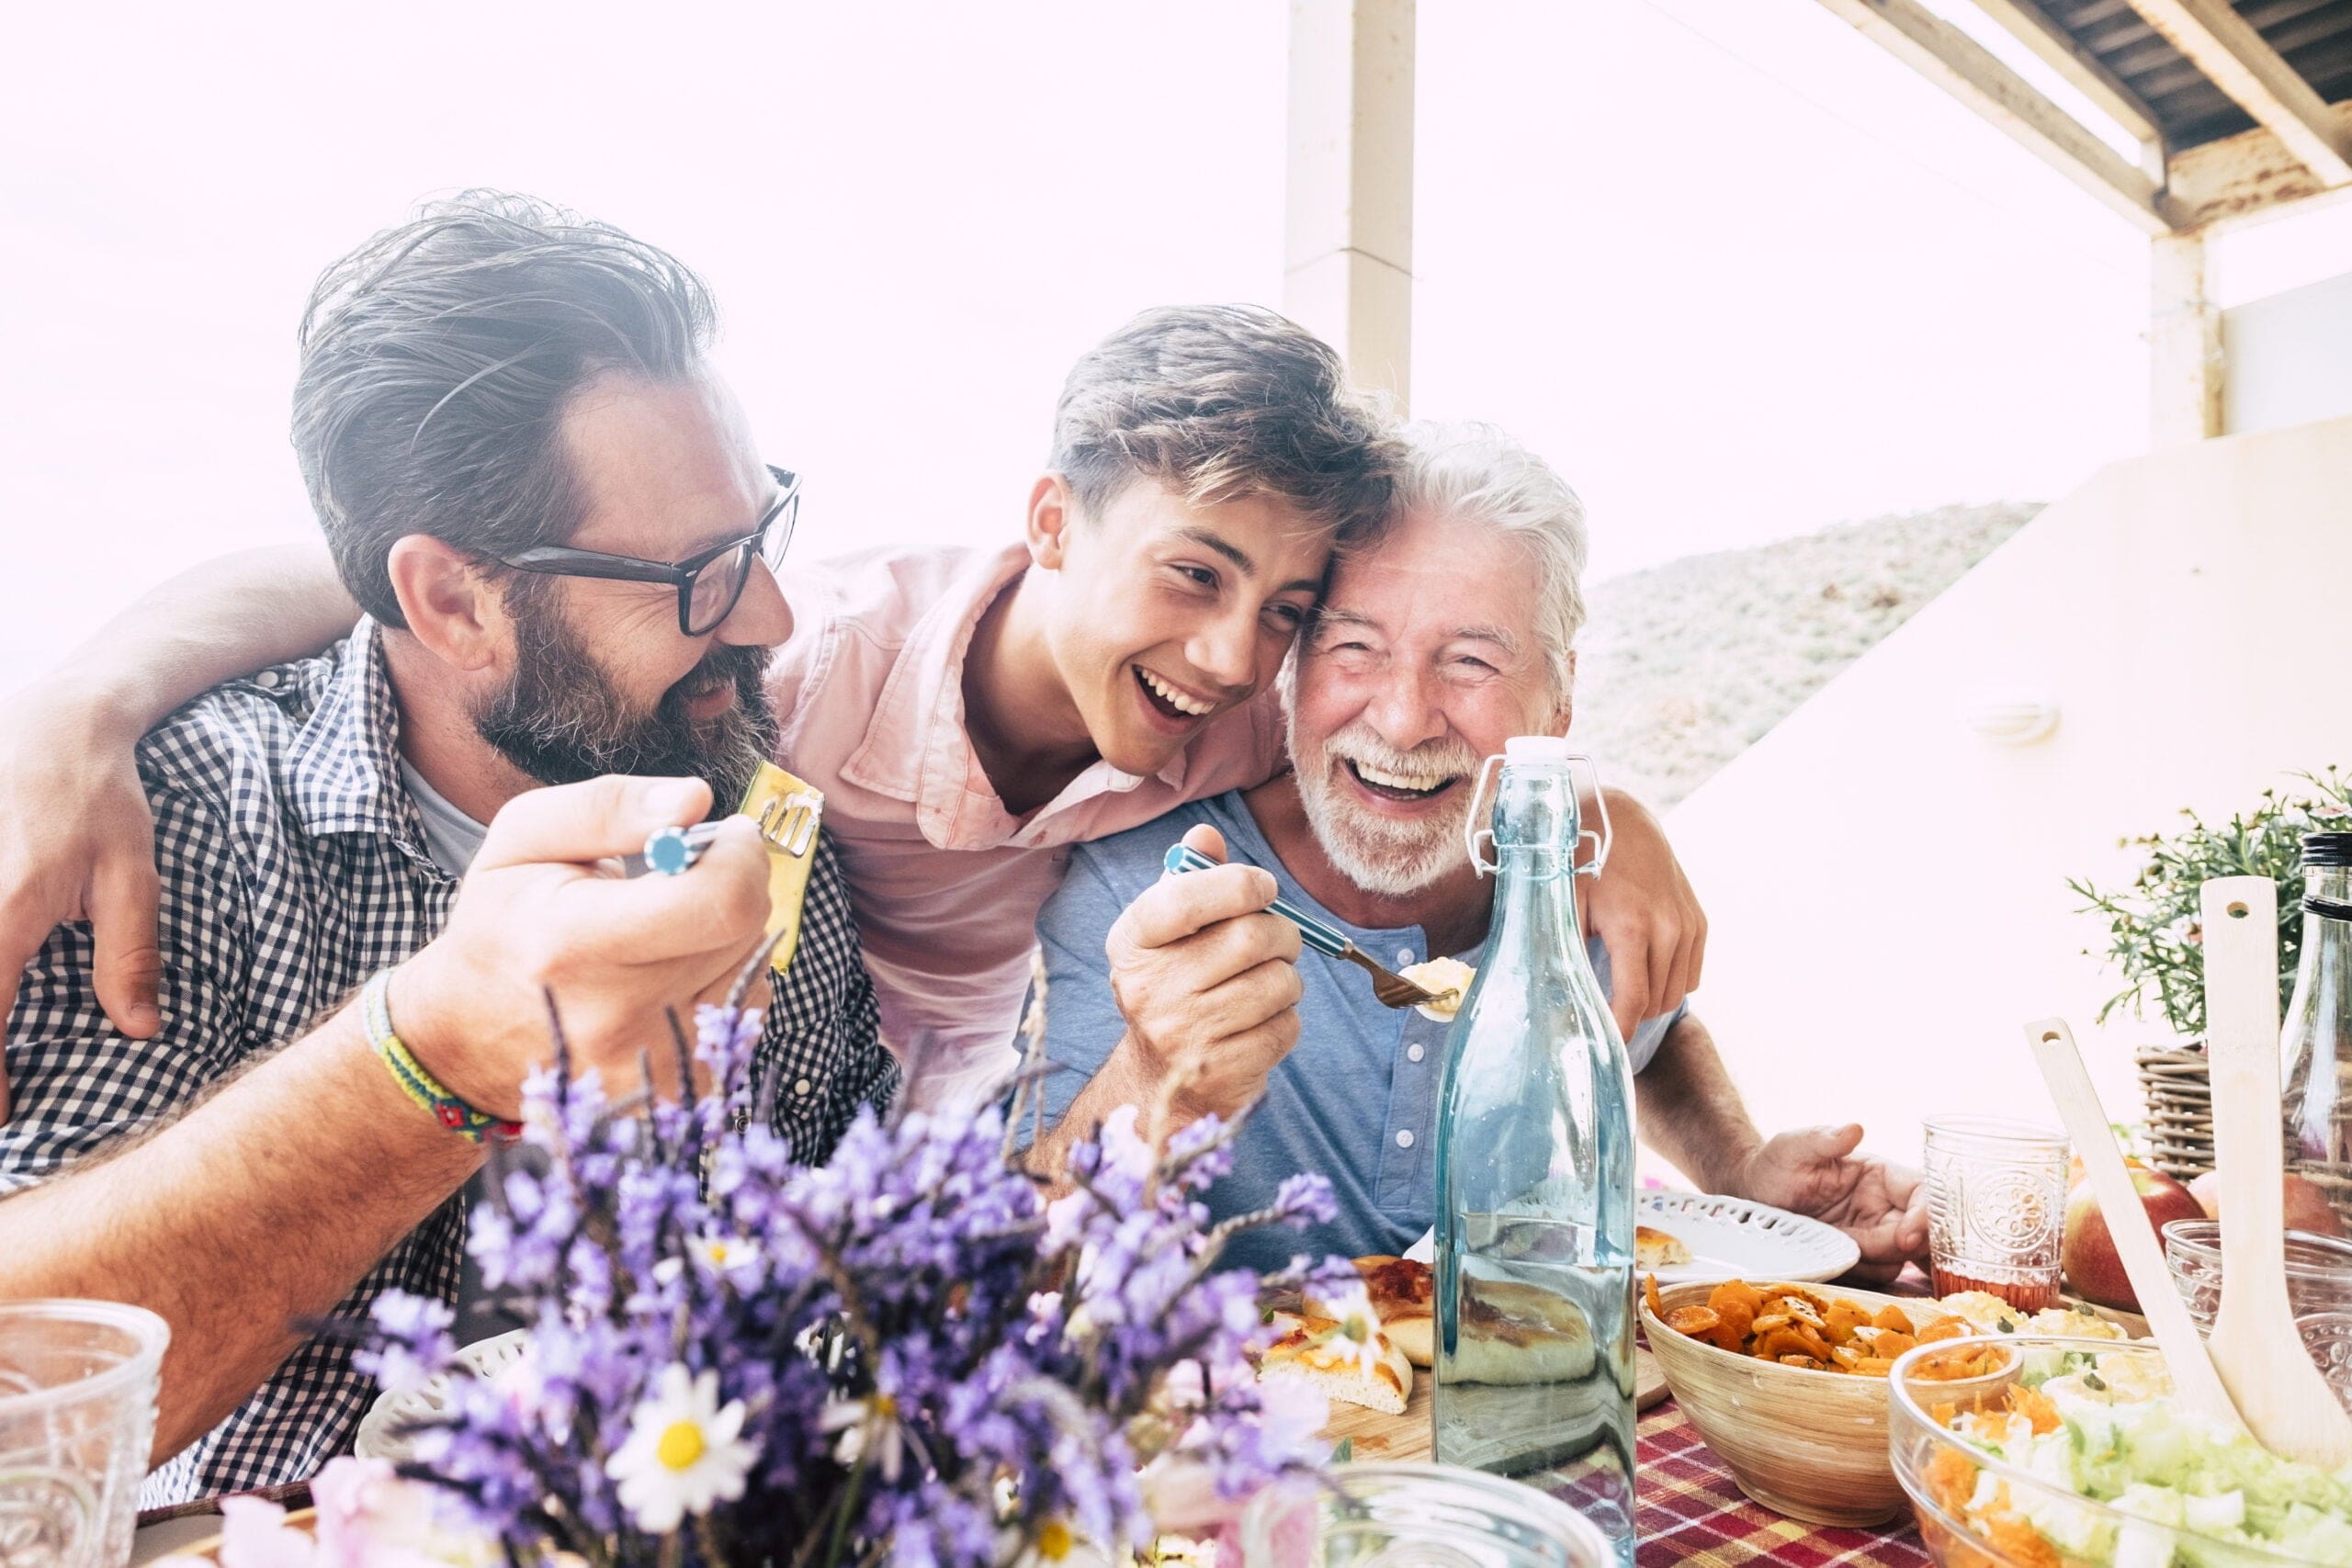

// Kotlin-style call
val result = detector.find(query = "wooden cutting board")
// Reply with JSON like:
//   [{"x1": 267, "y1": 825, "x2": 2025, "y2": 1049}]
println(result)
[{"x1": 1319, "y1": 1347, "x2": 1668, "y2": 1463}]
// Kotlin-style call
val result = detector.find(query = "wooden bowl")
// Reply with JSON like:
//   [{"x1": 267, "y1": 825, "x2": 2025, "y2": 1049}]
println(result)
[{"x1": 1641, "y1": 1279, "x2": 1974, "y2": 1529}]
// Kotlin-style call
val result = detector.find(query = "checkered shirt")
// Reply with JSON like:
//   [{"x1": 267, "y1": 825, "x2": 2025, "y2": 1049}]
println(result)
[{"x1": 0, "y1": 620, "x2": 898, "y2": 1508}]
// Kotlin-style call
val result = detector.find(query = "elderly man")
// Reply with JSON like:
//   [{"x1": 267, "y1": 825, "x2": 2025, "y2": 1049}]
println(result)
[
  {"x1": 1026, "y1": 422, "x2": 1928, "y2": 1280},
  {"x1": 0, "y1": 193, "x2": 896, "y2": 1504}
]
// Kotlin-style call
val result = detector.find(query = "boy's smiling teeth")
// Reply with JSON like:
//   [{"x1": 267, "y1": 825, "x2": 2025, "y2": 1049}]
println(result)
[{"x1": 1136, "y1": 666, "x2": 1216, "y2": 718}]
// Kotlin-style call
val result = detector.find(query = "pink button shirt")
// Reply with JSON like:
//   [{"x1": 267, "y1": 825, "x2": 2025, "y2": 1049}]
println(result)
[{"x1": 767, "y1": 543, "x2": 1286, "y2": 1110}]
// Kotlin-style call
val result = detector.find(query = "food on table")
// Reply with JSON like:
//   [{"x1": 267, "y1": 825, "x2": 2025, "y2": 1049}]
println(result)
[
  {"x1": 1324, "y1": 1255, "x2": 1434, "y2": 1368},
  {"x1": 1446, "y1": 1275, "x2": 1598, "y2": 1385},
  {"x1": 1634, "y1": 1224, "x2": 1692, "y2": 1270},
  {"x1": 1645, "y1": 1278, "x2": 1997, "y2": 1379},
  {"x1": 2060, "y1": 1155, "x2": 2206, "y2": 1312},
  {"x1": 1936, "y1": 1289, "x2": 2128, "y2": 1341},
  {"x1": 1259, "y1": 1310, "x2": 1413, "y2": 1415},
  {"x1": 2188, "y1": 1167, "x2": 2349, "y2": 1238},
  {"x1": 1918, "y1": 1343, "x2": 2352, "y2": 1563},
  {"x1": 1400, "y1": 956, "x2": 1474, "y2": 1021}
]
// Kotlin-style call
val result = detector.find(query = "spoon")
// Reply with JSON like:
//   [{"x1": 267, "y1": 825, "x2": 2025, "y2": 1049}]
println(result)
[
  {"x1": 2024, "y1": 1017, "x2": 2245, "y2": 1434},
  {"x1": 2200, "y1": 875, "x2": 2352, "y2": 1466}
]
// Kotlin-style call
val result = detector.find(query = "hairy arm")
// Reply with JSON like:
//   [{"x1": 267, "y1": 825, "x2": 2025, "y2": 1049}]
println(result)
[
  {"x1": 1632, "y1": 1012, "x2": 1761, "y2": 1194},
  {"x1": 0, "y1": 543, "x2": 356, "y2": 1062},
  {"x1": 51, "y1": 542, "x2": 357, "y2": 731},
  {"x1": 0, "y1": 1005, "x2": 476, "y2": 1463}
]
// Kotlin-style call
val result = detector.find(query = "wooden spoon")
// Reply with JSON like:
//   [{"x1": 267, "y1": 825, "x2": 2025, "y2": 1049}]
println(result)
[
  {"x1": 2200, "y1": 875, "x2": 2352, "y2": 1466},
  {"x1": 2024, "y1": 1017, "x2": 2245, "y2": 1434}
]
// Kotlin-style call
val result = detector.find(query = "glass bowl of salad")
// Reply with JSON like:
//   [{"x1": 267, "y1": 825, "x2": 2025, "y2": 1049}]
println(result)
[{"x1": 1887, "y1": 1333, "x2": 2352, "y2": 1565}]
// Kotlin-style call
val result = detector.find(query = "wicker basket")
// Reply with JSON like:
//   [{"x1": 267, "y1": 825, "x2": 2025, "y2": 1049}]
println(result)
[{"x1": 2137, "y1": 1042, "x2": 2215, "y2": 1181}]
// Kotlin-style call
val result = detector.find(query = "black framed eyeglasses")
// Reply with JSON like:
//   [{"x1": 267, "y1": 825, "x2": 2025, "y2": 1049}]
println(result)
[{"x1": 489, "y1": 465, "x2": 801, "y2": 636}]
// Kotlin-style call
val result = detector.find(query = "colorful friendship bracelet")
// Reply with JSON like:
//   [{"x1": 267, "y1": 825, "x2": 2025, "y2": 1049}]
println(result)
[{"x1": 360, "y1": 969, "x2": 520, "y2": 1143}]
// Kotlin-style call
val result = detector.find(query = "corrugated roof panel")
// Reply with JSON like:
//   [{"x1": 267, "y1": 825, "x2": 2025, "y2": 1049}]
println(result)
[{"x1": 2032, "y1": 0, "x2": 2352, "y2": 149}]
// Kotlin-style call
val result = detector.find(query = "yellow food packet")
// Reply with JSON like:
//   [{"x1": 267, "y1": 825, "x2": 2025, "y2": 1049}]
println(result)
[{"x1": 734, "y1": 761, "x2": 825, "y2": 975}]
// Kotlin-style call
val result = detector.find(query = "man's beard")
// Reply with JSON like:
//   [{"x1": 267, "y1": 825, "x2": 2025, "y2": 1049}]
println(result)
[
  {"x1": 1288, "y1": 716, "x2": 1481, "y2": 898},
  {"x1": 474, "y1": 599, "x2": 779, "y2": 818}
]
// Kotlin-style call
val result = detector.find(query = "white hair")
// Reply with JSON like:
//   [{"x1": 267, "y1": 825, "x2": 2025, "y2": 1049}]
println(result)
[{"x1": 1387, "y1": 420, "x2": 1589, "y2": 698}]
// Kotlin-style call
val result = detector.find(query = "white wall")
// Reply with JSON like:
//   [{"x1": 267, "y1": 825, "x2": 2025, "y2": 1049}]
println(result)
[
  {"x1": 1658, "y1": 414, "x2": 2352, "y2": 1172},
  {"x1": 2223, "y1": 273, "x2": 2352, "y2": 437}
]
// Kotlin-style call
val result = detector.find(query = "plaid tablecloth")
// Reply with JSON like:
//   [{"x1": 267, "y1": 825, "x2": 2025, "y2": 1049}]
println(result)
[{"x1": 1635, "y1": 1400, "x2": 1929, "y2": 1567}]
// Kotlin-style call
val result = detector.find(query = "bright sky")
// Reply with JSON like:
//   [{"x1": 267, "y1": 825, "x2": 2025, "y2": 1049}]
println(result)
[{"x1": 4, "y1": 1, "x2": 2346, "y2": 687}]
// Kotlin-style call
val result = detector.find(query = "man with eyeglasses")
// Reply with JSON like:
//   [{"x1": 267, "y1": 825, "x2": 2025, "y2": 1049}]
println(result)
[{"x1": 0, "y1": 192, "x2": 896, "y2": 1504}]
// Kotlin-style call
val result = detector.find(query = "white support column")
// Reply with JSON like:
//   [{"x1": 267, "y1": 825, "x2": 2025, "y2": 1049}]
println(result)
[
  {"x1": 2150, "y1": 231, "x2": 2224, "y2": 446},
  {"x1": 1283, "y1": 0, "x2": 1416, "y2": 412}
]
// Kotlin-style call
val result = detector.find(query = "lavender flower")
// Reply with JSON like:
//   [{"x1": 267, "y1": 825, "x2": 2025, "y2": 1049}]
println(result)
[{"x1": 355, "y1": 990, "x2": 1346, "y2": 1568}]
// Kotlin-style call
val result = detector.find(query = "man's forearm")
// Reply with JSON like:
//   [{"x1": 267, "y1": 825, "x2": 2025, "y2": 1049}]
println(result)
[
  {"x1": 0, "y1": 1002, "x2": 478, "y2": 1462},
  {"x1": 47, "y1": 543, "x2": 358, "y2": 738},
  {"x1": 1633, "y1": 1014, "x2": 1762, "y2": 1194},
  {"x1": 1023, "y1": 1032, "x2": 1193, "y2": 1190}
]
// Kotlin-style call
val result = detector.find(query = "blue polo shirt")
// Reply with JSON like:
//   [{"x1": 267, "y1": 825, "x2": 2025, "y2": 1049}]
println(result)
[{"x1": 1031, "y1": 790, "x2": 1684, "y2": 1275}]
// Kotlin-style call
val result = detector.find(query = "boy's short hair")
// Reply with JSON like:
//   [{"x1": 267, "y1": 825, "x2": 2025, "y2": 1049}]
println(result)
[{"x1": 1049, "y1": 305, "x2": 1401, "y2": 547}]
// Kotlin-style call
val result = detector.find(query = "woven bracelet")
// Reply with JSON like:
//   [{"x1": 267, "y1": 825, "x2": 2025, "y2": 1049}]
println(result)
[{"x1": 360, "y1": 969, "x2": 520, "y2": 1144}]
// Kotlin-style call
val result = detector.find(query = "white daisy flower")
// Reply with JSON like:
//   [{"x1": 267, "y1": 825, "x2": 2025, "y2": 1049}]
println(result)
[
  {"x1": 818, "y1": 1392, "x2": 907, "y2": 1483},
  {"x1": 605, "y1": 1364, "x2": 755, "y2": 1535},
  {"x1": 1318, "y1": 1283, "x2": 1387, "y2": 1382}
]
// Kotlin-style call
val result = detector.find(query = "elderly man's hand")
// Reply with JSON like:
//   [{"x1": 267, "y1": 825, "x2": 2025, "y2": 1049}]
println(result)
[
  {"x1": 392, "y1": 775, "x2": 775, "y2": 1118},
  {"x1": 1104, "y1": 823, "x2": 1303, "y2": 1123},
  {"x1": 1732, "y1": 1124, "x2": 1929, "y2": 1285},
  {"x1": 1583, "y1": 788, "x2": 1706, "y2": 1042}
]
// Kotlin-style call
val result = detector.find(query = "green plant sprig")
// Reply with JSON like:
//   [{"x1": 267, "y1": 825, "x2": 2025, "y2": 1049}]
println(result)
[{"x1": 2068, "y1": 768, "x2": 2351, "y2": 1040}]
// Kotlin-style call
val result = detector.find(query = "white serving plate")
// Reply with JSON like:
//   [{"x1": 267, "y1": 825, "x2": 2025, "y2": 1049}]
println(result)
[
  {"x1": 1636, "y1": 1191, "x2": 1860, "y2": 1284},
  {"x1": 1402, "y1": 1192, "x2": 1860, "y2": 1285},
  {"x1": 354, "y1": 1328, "x2": 530, "y2": 1463}
]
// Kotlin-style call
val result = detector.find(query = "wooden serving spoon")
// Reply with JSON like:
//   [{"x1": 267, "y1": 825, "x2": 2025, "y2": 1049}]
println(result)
[
  {"x1": 2024, "y1": 1016, "x2": 2245, "y2": 1434},
  {"x1": 2200, "y1": 875, "x2": 2352, "y2": 1466}
]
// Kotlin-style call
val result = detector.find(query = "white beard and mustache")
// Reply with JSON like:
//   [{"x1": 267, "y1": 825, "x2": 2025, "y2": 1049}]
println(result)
[{"x1": 1288, "y1": 717, "x2": 1482, "y2": 897}]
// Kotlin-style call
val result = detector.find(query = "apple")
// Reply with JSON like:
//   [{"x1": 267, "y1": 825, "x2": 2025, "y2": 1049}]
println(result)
[
  {"x1": 2186, "y1": 1168, "x2": 2348, "y2": 1239},
  {"x1": 2062, "y1": 1159, "x2": 2209, "y2": 1311}
]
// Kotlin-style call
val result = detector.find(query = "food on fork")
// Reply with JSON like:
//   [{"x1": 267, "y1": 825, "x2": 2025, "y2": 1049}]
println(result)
[
  {"x1": 1634, "y1": 1224, "x2": 1692, "y2": 1270},
  {"x1": 1400, "y1": 956, "x2": 1475, "y2": 1021}
]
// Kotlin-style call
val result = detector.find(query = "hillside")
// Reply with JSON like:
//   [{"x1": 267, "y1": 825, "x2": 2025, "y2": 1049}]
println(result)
[{"x1": 1573, "y1": 502, "x2": 2041, "y2": 808}]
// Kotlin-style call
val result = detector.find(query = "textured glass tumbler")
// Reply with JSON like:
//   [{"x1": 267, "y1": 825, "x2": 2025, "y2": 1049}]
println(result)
[
  {"x1": 1242, "y1": 1462, "x2": 1616, "y2": 1567},
  {"x1": 1923, "y1": 1117, "x2": 2069, "y2": 1312},
  {"x1": 0, "y1": 1301, "x2": 169, "y2": 1568}
]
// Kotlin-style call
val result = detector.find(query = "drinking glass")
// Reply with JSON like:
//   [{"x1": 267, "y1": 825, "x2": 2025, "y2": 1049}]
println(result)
[
  {"x1": 1923, "y1": 1117, "x2": 2069, "y2": 1312},
  {"x1": 1242, "y1": 1462, "x2": 1616, "y2": 1567},
  {"x1": 0, "y1": 1300, "x2": 169, "y2": 1568}
]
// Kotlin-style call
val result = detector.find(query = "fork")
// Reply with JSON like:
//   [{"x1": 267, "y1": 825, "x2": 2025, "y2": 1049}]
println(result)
[{"x1": 1161, "y1": 843, "x2": 1457, "y2": 1011}]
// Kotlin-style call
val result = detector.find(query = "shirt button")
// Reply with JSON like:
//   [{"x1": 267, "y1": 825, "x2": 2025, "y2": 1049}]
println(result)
[
  {"x1": 794, "y1": 1077, "x2": 811, "y2": 1097},
  {"x1": 1395, "y1": 947, "x2": 1415, "y2": 966},
  {"x1": 1407, "y1": 1043, "x2": 1425, "y2": 1063},
  {"x1": 1396, "y1": 1129, "x2": 1415, "y2": 1149},
  {"x1": 254, "y1": 670, "x2": 280, "y2": 690}
]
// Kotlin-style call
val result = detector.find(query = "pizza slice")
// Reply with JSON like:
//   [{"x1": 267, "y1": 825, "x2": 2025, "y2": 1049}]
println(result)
[
  {"x1": 1634, "y1": 1224, "x2": 1692, "y2": 1270},
  {"x1": 1314, "y1": 1255, "x2": 1435, "y2": 1368},
  {"x1": 1259, "y1": 1312, "x2": 1414, "y2": 1415}
]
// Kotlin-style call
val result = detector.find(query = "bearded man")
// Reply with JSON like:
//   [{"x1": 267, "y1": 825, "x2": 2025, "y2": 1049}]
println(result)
[
  {"x1": 1024, "y1": 422, "x2": 1928, "y2": 1280},
  {"x1": 0, "y1": 192, "x2": 896, "y2": 1503}
]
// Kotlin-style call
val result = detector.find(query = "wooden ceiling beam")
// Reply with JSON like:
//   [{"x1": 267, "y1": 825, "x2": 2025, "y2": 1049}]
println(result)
[
  {"x1": 2118, "y1": 0, "x2": 2352, "y2": 185},
  {"x1": 2165, "y1": 97, "x2": 2352, "y2": 227},
  {"x1": 1967, "y1": 0, "x2": 2165, "y2": 149},
  {"x1": 1815, "y1": 0, "x2": 2175, "y2": 232}
]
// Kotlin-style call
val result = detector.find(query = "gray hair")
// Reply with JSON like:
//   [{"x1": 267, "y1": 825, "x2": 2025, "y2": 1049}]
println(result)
[
  {"x1": 291, "y1": 190, "x2": 718, "y2": 628},
  {"x1": 1390, "y1": 420, "x2": 1589, "y2": 698}
]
